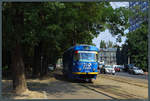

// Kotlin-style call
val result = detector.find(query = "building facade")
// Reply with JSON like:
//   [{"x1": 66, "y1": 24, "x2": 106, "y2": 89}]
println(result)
[
  {"x1": 99, "y1": 48, "x2": 117, "y2": 65},
  {"x1": 129, "y1": 1, "x2": 148, "y2": 32}
]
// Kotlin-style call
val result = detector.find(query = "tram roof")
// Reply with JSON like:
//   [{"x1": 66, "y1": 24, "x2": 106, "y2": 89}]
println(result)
[{"x1": 66, "y1": 44, "x2": 99, "y2": 52}]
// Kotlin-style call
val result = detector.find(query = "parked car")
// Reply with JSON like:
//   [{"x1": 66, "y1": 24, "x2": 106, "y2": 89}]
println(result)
[
  {"x1": 48, "y1": 64, "x2": 56, "y2": 71},
  {"x1": 128, "y1": 66, "x2": 144, "y2": 75},
  {"x1": 119, "y1": 65, "x2": 125, "y2": 71},
  {"x1": 100, "y1": 65, "x2": 115, "y2": 75},
  {"x1": 113, "y1": 65, "x2": 120, "y2": 72},
  {"x1": 124, "y1": 64, "x2": 134, "y2": 72},
  {"x1": 114, "y1": 67, "x2": 120, "y2": 72}
]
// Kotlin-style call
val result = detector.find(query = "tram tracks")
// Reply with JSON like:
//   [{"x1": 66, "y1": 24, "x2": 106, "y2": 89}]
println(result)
[
  {"x1": 76, "y1": 74, "x2": 148, "y2": 99},
  {"x1": 99, "y1": 74, "x2": 148, "y2": 88},
  {"x1": 54, "y1": 70, "x2": 147, "y2": 99},
  {"x1": 78, "y1": 82, "x2": 145, "y2": 99},
  {"x1": 78, "y1": 83, "x2": 118, "y2": 99}
]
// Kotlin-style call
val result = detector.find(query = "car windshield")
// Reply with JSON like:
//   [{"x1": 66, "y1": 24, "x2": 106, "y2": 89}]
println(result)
[
  {"x1": 133, "y1": 67, "x2": 141, "y2": 70},
  {"x1": 129, "y1": 64, "x2": 134, "y2": 67},
  {"x1": 105, "y1": 66, "x2": 112, "y2": 68},
  {"x1": 74, "y1": 51, "x2": 98, "y2": 62}
]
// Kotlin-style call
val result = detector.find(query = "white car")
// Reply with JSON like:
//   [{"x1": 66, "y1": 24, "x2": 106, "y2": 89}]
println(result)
[
  {"x1": 129, "y1": 67, "x2": 144, "y2": 75},
  {"x1": 102, "y1": 65, "x2": 115, "y2": 75}
]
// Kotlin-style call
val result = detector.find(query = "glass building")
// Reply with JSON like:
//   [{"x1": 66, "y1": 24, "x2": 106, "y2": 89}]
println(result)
[{"x1": 129, "y1": 1, "x2": 148, "y2": 32}]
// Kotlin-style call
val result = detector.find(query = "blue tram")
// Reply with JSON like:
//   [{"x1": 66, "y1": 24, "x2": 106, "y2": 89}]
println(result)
[{"x1": 62, "y1": 45, "x2": 99, "y2": 82}]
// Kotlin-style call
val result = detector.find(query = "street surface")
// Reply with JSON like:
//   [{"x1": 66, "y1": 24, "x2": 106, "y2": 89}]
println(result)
[
  {"x1": 115, "y1": 72, "x2": 148, "y2": 80},
  {"x1": 2, "y1": 69, "x2": 148, "y2": 99}
]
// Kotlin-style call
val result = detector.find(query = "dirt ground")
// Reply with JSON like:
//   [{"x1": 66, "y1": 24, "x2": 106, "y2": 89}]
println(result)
[
  {"x1": 94, "y1": 74, "x2": 148, "y2": 99},
  {"x1": 2, "y1": 69, "x2": 148, "y2": 99}
]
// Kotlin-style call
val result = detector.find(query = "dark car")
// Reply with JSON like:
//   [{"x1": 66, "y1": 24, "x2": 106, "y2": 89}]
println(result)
[{"x1": 124, "y1": 64, "x2": 134, "y2": 72}]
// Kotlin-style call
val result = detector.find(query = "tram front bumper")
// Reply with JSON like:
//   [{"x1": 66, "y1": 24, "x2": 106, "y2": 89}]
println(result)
[
  {"x1": 72, "y1": 72, "x2": 98, "y2": 80},
  {"x1": 72, "y1": 72, "x2": 98, "y2": 75}
]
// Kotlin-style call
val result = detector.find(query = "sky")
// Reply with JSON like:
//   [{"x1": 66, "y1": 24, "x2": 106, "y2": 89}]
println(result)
[{"x1": 92, "y1": 2, "x2": 129, "y2": 48}]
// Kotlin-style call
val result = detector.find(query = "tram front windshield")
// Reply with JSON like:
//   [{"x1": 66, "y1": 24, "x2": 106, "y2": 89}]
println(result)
[{"x1": 74, "y1": 51, "x2": 98, "y2": 62}]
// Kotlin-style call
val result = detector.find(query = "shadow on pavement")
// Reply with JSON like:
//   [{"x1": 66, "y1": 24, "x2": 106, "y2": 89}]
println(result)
[
  {"x1": 27, "y1": 80, "x2": 81, "y2": 97},
  {"x1": 54, "y1": 72, "x2": 95, "y2": 84}
]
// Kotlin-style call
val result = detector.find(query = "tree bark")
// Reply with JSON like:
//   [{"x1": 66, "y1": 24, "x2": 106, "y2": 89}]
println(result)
[
  {"x1": 11, "y1": 4, "x2": 28, "y2": 94},
  {"x1": 12, "y1": 43, "x2": 27, "y2": 94},
  {"x1": 32, "y1": 44, "x2": 41, "y2": 77}
]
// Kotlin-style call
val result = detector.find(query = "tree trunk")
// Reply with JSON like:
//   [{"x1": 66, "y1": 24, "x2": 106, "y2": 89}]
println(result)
[
  {"x1": 41, "y1": 56, "x2": 48, "y2": 77},
  {"x1": 32, "y1": 44, "x2": 41, "y2": 77},
  {"x1": 12, "y1": 43, "x2": 27, "y2": 94},
  {"x1": 11, "y1": 4, "x2": 28, "y2": 94},
  {"x1": 45, "y1": 56, "x2": 49, "y2": 75}
]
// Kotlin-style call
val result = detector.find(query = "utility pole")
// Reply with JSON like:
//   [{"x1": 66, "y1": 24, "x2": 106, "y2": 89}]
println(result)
[
  {"x1": 148, "y1": 0, "x2": 150, "y2": 100},
  {"x1": 128, "y1": 56, "x2": 130, "y2": 64}
]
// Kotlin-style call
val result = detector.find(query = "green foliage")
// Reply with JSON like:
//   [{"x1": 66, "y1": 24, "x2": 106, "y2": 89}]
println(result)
[
  {"x1": 100, "y1": 40, "x2": 115, "y2": 48},
  {"x1": 3, "y1": 2, "x2": 129, "y2": 65},
  {"x1": 126, "y1": 22, "x2": 148, "y2": 71},
  {"x1": 106, "y1": 7, "x2": 130, "y2": 36},
  {"x1": 2, "y1": 65, "x2": 8, "y2": 70},
  {"x1": 100, "y1": 40, "x2": 106, "y2": 48},
  {"x1": 107, "y1": 41, "x2": 113, "y2": 48}
]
